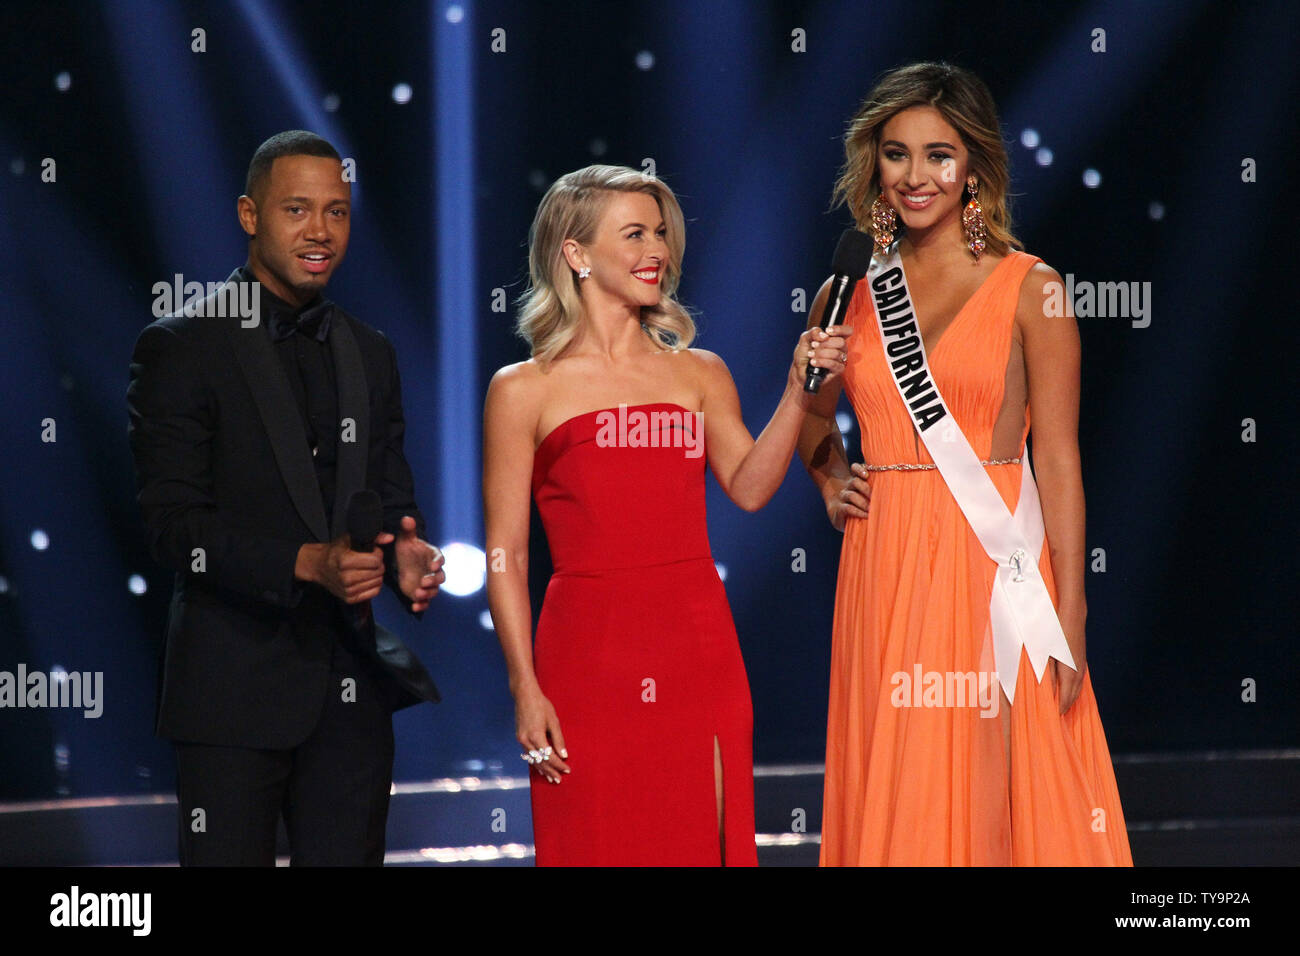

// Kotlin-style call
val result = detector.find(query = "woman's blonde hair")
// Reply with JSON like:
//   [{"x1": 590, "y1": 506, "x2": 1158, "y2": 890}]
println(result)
[
  {"x1": 516, "y1": 165, "x2": 695, "y2": 363},
  {"x1": 832, "y1": 61, "x2": 1021, "y2": 257}
]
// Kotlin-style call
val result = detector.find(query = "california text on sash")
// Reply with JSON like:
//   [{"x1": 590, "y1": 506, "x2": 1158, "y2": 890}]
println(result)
[{"x1": 870, "y1": 266, "x2": 947, "y2": 432}]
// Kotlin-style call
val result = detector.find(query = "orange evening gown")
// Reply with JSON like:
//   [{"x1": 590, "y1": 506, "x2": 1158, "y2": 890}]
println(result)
[
  {"x1": 820, "y1": 251, "x2": 1133, "y2": 866},
  {"x1": 529, "y1": 402, "x2": 757, "y2": 865}
]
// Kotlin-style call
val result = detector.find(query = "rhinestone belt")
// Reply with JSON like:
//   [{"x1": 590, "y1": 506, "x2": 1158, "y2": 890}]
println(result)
[{"x1": 863, "y1": 457, "x2": 1021, "y2": 472}]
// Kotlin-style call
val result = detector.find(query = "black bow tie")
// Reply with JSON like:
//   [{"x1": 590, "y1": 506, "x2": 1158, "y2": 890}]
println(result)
[{"x1": 269, "y1": 299, "x2": 334, "y2": 343}]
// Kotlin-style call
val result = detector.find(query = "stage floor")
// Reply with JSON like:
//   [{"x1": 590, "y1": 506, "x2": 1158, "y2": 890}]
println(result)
[{"x1": 2, "y1": 751, "x2": 1296, "y2": 866}]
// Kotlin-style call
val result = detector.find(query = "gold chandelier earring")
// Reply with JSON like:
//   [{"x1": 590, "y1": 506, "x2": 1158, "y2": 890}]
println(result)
[
  {"x1": 869, "y1": 192, "x2": 897, "y2": 256},
  {"x1": 962, "y1": 175, "x2": 987, "y2": 260}
]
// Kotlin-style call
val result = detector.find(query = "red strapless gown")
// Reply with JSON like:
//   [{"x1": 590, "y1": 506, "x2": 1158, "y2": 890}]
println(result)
[{"x1": 529, "y1": 402, "x2": 757, "y2": 866}]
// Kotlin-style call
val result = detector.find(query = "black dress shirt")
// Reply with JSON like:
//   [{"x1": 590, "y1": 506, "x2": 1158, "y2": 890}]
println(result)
[{"x1": 238, "y1": 267, "x2": 340, "y2": 526}]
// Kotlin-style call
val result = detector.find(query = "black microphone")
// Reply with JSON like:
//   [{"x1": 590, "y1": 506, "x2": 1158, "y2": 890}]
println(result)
[
  {"x1": 804, "y1": 228, "x2": 875, "y2": 394},
  {"x1": 346, "y1": 489, "x2": 383, "y2": 553},
  {"x1": 345, "y1": 489, "x2": 383, "y2": 627}
]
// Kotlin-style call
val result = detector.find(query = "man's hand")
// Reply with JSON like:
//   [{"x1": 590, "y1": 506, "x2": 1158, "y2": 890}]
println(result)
[
  {"x1": 384, "y1": 515, "x2": 445, "y2": 613},
  {"x1": 296, "y1": 537, "x2": 385, "y2": 604}
]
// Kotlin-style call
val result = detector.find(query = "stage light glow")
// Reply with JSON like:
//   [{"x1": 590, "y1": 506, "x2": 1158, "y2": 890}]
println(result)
[
  {"x1": 478, "y1": 609, "x2": 494, "y2": 631},
  {"x1": 433, "y1": 0, "x2": 481, "y2": 547},
  {"x1": 836, "y1": 411, "x2": 855, "y2": 436},
  {"x1": 715, "y1": 562, "x2": 727, "y2": 581},
  {"x1": 406, "y1": 843, "x2": 532, "y2": 863},
  {"x1": 635, "y1": 51, "x2": 655, "y2": 71},
  {"x1": 1035, "y1": 147, "x2": 1054, "y2": 167},
  {"x1": 55, "y1": 72, "x2": 72, "y2": 92},
  {"x1": 233, "y1": 0, "x2": 353, "y2": 185},
  {"x1": 392, "y1": 82, "x2": 413, "y2": 104},
  {"x1": 128, "y1": 575, "x2": 147, "y2": 595},
  {"x1": 1020, "y1": 128, "x2": 1040, "y2": 148},
  {"x1": 1148, "y1": 201, "x2": 1165, "y2": 221},
  {"x1": 322, "y1": 92, "x2": 340, "y2": 112},
  {"x1": 31, "y1": 529, "x2": 49, "y2": 551},
  {"x1": 439, "y1": 542, "x2": 486, "y2": 596},
  {"x1": 1082, "y1": 168, "x2": 1102, "y2": 188}
]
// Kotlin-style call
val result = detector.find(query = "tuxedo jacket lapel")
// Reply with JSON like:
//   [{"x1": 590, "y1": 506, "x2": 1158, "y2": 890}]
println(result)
[
  {"x1": 225, "y1": 270, "x2": 331, "y2": 543},
  {"x1": 328, "y1": 315, "x2": 436, "y2": 704}
]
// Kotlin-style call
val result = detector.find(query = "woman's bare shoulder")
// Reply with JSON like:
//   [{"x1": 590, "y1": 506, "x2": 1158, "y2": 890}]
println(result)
[
  {"x1": 486, "y1": 359, "x2": 550, "y2": 425},
  {"x1": 683, "y1": 346, "x2": 733, "y2": 394},
  {"x1": 684, "y1": 346, "x2": 729, "y2": 376},
  {"x1": 1015, "y1": 259, "x2": 1068, "y2": 321}
]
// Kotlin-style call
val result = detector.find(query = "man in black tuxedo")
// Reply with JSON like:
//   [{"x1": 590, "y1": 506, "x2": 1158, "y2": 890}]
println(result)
[{"x1": 127, "y1": 130, "x2": 444, "y2": 866}]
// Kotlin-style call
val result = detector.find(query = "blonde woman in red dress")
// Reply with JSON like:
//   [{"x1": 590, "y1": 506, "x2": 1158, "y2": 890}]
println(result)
[{"x1": 483, "y1": 165, "x2": 851, "y2": 865}]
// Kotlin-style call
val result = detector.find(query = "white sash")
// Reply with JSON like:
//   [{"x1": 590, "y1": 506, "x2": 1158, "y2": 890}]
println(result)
[{"x1": 867, "y1": 245, "x2": 1074, "y2": 703}]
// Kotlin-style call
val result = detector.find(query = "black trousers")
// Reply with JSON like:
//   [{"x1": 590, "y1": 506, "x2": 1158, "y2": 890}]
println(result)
[{"x1": 173, "y1": 632, "x2": 395, "y2": 866}]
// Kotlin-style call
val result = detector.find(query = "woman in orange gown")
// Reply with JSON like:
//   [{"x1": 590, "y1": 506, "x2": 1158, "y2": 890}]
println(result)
[
  {"x1": 483, "y1": 165, "x2": 852, "y2": 865},
  {"x1": 798, "y1": 63, "x2": 1132, "y2": 865}
]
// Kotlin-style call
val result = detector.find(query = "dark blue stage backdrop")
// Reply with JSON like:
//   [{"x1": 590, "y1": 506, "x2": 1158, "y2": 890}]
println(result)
[{"x1": 0, "y1": 0, "x2": 1295, "y2": 800}]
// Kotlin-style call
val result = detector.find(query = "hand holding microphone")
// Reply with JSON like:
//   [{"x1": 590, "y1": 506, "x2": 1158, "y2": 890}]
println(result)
[
  {"x1": 344, "y1": 490, "x2": 445, "y2": 612},
  {"x1": 345, "y1": 489, "x2": 447, "y2": 616},
  {"x1": 299, "y1": 490, "x2": 389, "y2": 607},
  {"x1": 300, "y1": 489, "x2": 386, "y2": 607},
  {"x1": 801, "y1": 228, "x2": 875, "y2": 394},
  {"x1": 791, "y1": 323, "x2": 855, "y2": 399},
  {"x1": 310, "y1": 543, "x2": 385, "y2": 606},
  {"x1": 302, "y1": 492, "x2": 444, "y2": 622}
]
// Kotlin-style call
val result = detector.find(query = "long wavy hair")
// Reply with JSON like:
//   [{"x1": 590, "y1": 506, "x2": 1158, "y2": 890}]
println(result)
[
  {"x1": 832, "y1": 61, "x2": 1021, "y2": 257},
  {"x1": 516, "y1": 165, "x2": 695, "y2": 363}
]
